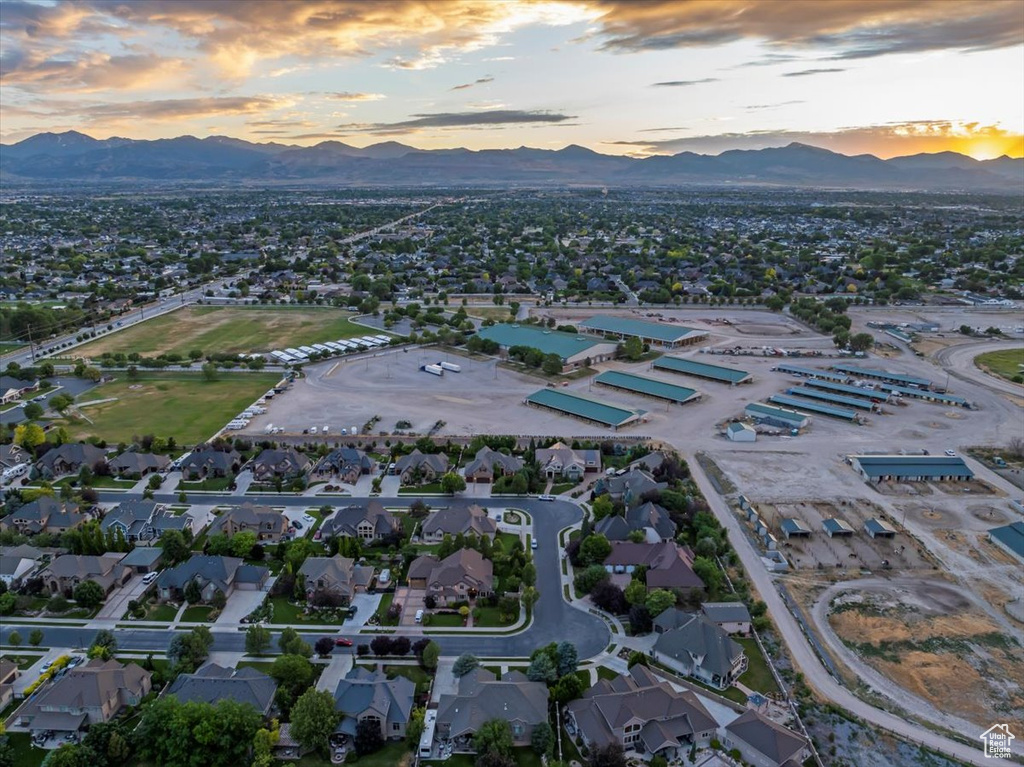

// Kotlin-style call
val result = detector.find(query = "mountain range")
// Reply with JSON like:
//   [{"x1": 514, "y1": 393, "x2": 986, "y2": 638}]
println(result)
[{"x1": 1, "y1": 130, "x2": 1021, "y2": 191}]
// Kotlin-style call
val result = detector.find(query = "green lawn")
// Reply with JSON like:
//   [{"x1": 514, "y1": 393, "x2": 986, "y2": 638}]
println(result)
[
  {"x1": 72, "y1": 475, "x2": 137, "y2": 489},
  {"x1": 143, "y1": 603, "x2": 177, "y2": 622},
  {"x1": 3, "y1": 732, "x2": 46, "y2": 767},
  {"x1": 550, "y1": 482, "x2": 578, "y2": 494},
  {"x1": 179, "y1": 476, "x2": 233, "y2": 491},
  {"x1": 737, "y1": 637, "x2": 779, "y2": 694},
  {"x1": 976, "y1": 347, "x2": 1024, "y2": 383},
  {"x1": 335, "y1": 742, "x2": 411, "y2": 767},
  {"x1": 426, "y1": 613, "x2": 464, "y2": 627},
  {"x1": 2, "y1": 654, "x2": 44, "y2": 669},
  {"x1": 75, "y1": 305, "x2": 372, "y2": 358},
  {"x1": 181, "y1": 605, "x2": 214, "y2": 622},
  {"x1": 374, "y1": 593, "x2": 398, "y2": 625},
  {"x1": 473, "y1": 606, "x2": 513, "y2": 627},
  {"x1": 495, "y1": 532, "x2": 522, "y2": 554},
  {"x1": 595, "y1": 665, "x2": 619, "y2": 681},
  {"x1": 384, "y1": 664, "x2": 431, "y2": 694},
  {"x1": 269, "y1": 596, "x2": 349, "y2": 625},
  {"x1": 54, "y1": 372, "x2": 281, "y2": 444},
  {"x1": 398, "y1": 482, "x2": 445, "y2": 495}
]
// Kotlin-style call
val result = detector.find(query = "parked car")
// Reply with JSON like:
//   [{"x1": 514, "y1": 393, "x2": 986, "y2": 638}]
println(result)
[
  {"x1": 378, "y1": 568, "x2": 391, "y2": 584},
  {"x1": 142, "y1": 571, "x2": 159, "y2": 584},
  {"x1": 531, "y1": 539, "x2": 538, "y2": 550},
  {"x1": 334, "y1": 637, "x2": 353, "y2": 647},
  {"x1": 945, "y1": 449, "x2": 957, "y2": 457},
  {"x1": 302, "y1": 514, "x2": 315, "y2": 525},
  {"x1": 538, "y1": 494, "x2": 555, "y2": 501},
  {"x1": 292, "y1": 519, "x2": 303, "y2": 530}
]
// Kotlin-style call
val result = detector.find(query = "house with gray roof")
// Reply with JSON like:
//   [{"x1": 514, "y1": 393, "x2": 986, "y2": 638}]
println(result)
[
  {"x1": 333, "y1": 667, "x2": 415, "y2": 741},
  {"x1": 313, "y1": 447, "x2": 375, "y2": 484},
  {"x1": 407, "y1": 548, "x2": 493, "y2": 604},
  {"x1": 652, "y1": 609, "x2": 747, "y2": 690},
  {"x1": 595, "y1": 501, "x2": 676, "y2": 543},
  {"x1": 156, "y1": 555, "x2": 269, "y2": 602},
  {"x1": 249, "y1": 447, "x2": 310, "y2": 482},
  {"x1": 166, "y1": 662, "x2": 277, "y2": 716},
  {"x1": 298, "y1": 555, "x2": 373, "y2": 604},
  {"x1": 101, "y1": 499, "x2": 189, "y2": 543},
  {"x1": 12, "y1": 659, "x2": 151, "y2": 739},
  {"x1": 0, "y1": 497, "x2": 85, "y2": 536},
  {"x1": 320, "y1": 501, "x2": 400, "y2": 543},
  {"x1": 700, "y1": 602, "x2": 752, "y2": 635},
  {"x1": 421, "y1": 505, "x2": 497, "y2": 543},
  {"x1": 180, "y1": 447, "x2": 241, "y2": 480},
  {"x1": 567, "y1": 665, "x2": 716, "y2": 760},
  {"x1": 394, "y1": 449, "x2": 449, "y2": 484},
  {"x1": 0, "y1": 544, "x2": 44, "y2": 586},
  {"x1": 35, "y1": 443, "x2": 107, "y2": 479},
  {"x1": 436, "y1": 668, "x2": 548, "y2": 751},
  {"x1": 0, "y1": 444, "x2": 30, "y2": 471},
  {"x1": 38, "y1": 553, "x2": 130, "y2": 597},
  {"x1": 722, "y1": 709, "x2": 811, "y2": 767},
  {"x1": 604, "y1": 541, "x2": 704, "y2": 593},
  {"x1": 535, "y1": 442, "x2": 601, "y2": 480},
  {"x1": 463, "y1": 447, "x2": 524, "y2": 483},
  {"x1": 0, "y1": 375, "x2": 38, "y2": 404},
  {"x1": 215, "y1": 503, "x2": 288, "y2": 541},
  {"x1": 108, "y1": 451, "x2": 170, "y2": 478},
  {"x1": 594, "y1": 467, "x2": 666, "y2": 507}
]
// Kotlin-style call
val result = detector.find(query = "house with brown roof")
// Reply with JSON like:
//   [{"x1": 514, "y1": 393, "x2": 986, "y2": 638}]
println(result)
[
  {"x1": 298, "y1": 555, "x2": 374, "y2": 604},
  {"x1": 12, "y1": 659, "x2": 151, "y2": 740},
  {"x1": 436, "y1": 668, "x2": 548, "y2": 752},
  {"x1": 535, "y1": 442, "x2": 601, "y2": 480},
  {"x1": 566, "y1": 665, "x2": 717, "y2": 760},
  {"x1": 35, "y1": 443, "x2": 107, "y2": 479},
  {"x1": 333, "y1": 667, "x2": 416, "y2": 741},
  {"x1": 249, "y1": 447, "x2": 310, "y2": 482},
  {"x1": 320, "y1": 501, "x2": 400, "y2": 543},
  {"x1": 722, "y1": 709, "x2": 811, "y2": 767},
  {"x1": 604, "y1": 541, "x2": 704, "y2": 593},
  {"x1": 179, "y1": 447, "x2": 241, "y2": 480},
  {"x1": 313, "y1": 447, "x2": 375, "y2": 484},
  {"x1": 420, "y1": 504, "x2": 497, "y2": 542},
  {"x1": 38, "y1": 553, "x2": 131, "y2": 597},
  {"x1": 215, "y1": 503, "x2": 288, "y2": 541},
  {"x1": 108, "y1": 451, "x2": 171, "y2": 478},
  {"x1": 407, "y1": 548, "x2": 493, "y2": 604},
  {"x1": 463, "y1": 447, "x2": 524, "y2": 483},
  {"x1": 394, "y1": 449, "x2": 449, "y2": 484},
  {"x1": 0, "y1": 497, "x2": 85, "y2": 536},
  {"x1": 0, "y1": 659, "x2": 19, "y2": 710}
]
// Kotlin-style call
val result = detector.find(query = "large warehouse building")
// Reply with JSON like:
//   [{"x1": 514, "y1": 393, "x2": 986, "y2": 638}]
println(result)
[
  {"x1": 475, "y1": 324, "x2": 618, "y2": 370},
  {"x1": 579, "y1": 315, "x2": 708, "y2": 348},
  {"x1": 850, "y1": 454, "x2": 975, "y2": 483},
  {"x1": 988, "y1": 521, "x2": 1024, "y2": 563}
]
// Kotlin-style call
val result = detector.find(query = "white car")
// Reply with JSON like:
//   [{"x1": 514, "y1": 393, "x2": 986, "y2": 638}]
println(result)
[
  {"x1": 944, "y1": 449, "x2": 957, "y2": 457},
  {"x1": 302, "y1": 514, "x2": 315, "y2": 525},
  {"x1": 378, "y1": 568, "x2": 391, "y2": 584},
  {"x1": 142, "y1": 571, "x2": 159, "y2": 584}
]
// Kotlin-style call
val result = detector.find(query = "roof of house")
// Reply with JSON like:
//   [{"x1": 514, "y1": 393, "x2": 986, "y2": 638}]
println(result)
[
  {"x1": 101, "y1": 499, "x2": 163, "y2": 537},
  {"x1": 251, "y1": 447, "x2": 310, "y2": 473},
  {"x1": 394, "y1": 449, "x2": 449, "y2": 475},
  {"x1": 180, "y1": 448, "x2": 240, "y2": 473},
  {"x1": 36, "y1": 443, "x2": 107, "y2": 472},
  {"x1": 108, "y1": 452, "x2": 171, "y2": 473},
  {"x1": 653, "y1": 611, "x2": 744, "y2": 678},
  {"x1": 157, "y1": 555, "x2": 267, "y2": 593},
  {"x1": 298, "y1": 555, "x2": 372, "y2": 593},
  {"x1": 700, "y1": 602, "x2": 752, "y2": 625},
  {"x1": 725, "y1": 709, "x2": 809, "y2": 764},
  {"x1": 0, "y1": 444, "x2": 29, "y2": 467},
  {"x1": 421, "y1": 505, "x2": 498, "y2": 539},
  {"x1": 604, "y1": 542, "x2": 704, "y2": 590},
  {"x1": 25, "y1": 659, "x2": 150, "y2": 716},
  {"x1": 119, "y1": 547, "x2": 163, "y2": 568},
  {"x1": 408, "y1": 548, "x2": 494, "y2": 595},
  {"x1": 464, "y1": 447, "x2": 524, "y2": 477},
  {"x1": 322, "y1": 501, "x2": 399, "y2": 539},
  {"x1": 597, "y1": 467, "x2": 666, "y2": 502},
  {"x1": 166, "y1": 662, "x2": 277, "y2": 714},
  {"x1": 595, "y1": 502, "x2": 676, "y2": 542},
  {"x1": 43, "y1": 553, "x2": 125, "y2": 584},
  {"x1": 319, "y1": 447, "x2": 374, "y2": 473},
  {"x1": 436, "y1": 668, "x2": 549, "y2": 738},
  {"x1": 216, "y1": 503, "x2": 287, "y2": 535},
  {"x1": 535, "y1": 442, "x2": 600, "y2": 470},
  {"x1": 333, "y1": 667, "x2": 415, "y2": 734}
]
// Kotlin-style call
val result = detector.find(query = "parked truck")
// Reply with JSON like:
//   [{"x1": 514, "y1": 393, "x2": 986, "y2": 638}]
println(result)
[
  {"x1": 421, "y1": 364, "x2": 444, "y2": 376},
  {"x1": 439, "y1": 361, "x2": 461, "y2": 373}
]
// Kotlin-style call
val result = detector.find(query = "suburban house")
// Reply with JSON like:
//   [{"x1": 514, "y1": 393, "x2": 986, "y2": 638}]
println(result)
[
  {"x1": 701, "y1": 602, "x2": 753, "y2": 635},
  {"x1": 119, "y1": 547, "x2": 164, "y2": 575},
  {"x1": 333, "y1": 667, "x2": 416, "y2": 741},
  {"x1": 320, "y1": 501, "x2": 400, "y2": 543},
  {"x1": 604, "y1": 542, "x2": 705, "y2": 593},
  {"x1": 420, "y1": 505, "x2": 498, "y2": 542},
  {"x1": 108, "y1": 451, "x2": 171, "y2": 478},
  {"x1": 101, "y1": 499, "x2": 190, "y2": 542},
  {"x1": 156, "y1": 555, "x2": 269, "y2": 602},
  {"x1": 298, "y1": 555, "x2": 374, "y2": 604},
  {"x1": 13, "y1": 659, "x2": 151, "y2": 740},
  {"x1": 0, "y1": 659, "x2": 19, "y2": 710},
  {"x1": 313, "y1": 447, "x2": 375, "y2": 483},
  {"x1": 166, "y1": 663, "x2": 277, "y2": 716},
  {"x1": 249, "y1": 447, "x2": 310, "y2": 482},
  {"x1": 535, "y1": 442, "x2": 601, "y2": 479},
  {"x1": 394, "y1": 449, "x2": 449, "y2": 484},
  {"x1": 594, "y1": 467, "x2": 666, "y2": 507},
  {"x1": 436, "y1": 668, "x2": 549, "y2": 751},
  {"x1": 0, "y1": 443, "x2": 30, "y2": 471},
  {"x1": 722, "y1": 709, "x2": 811, "y2": 767},
  {"x1": 594, "y1": 501, "x2": 677, "y2": 542},
  {"x1": 215, "y1": 503, "x2": 288, "y2": 541},
  {"x1": 566, "y1": 665, "x2": 717, "y2": 760},
  {"x1": 35, "y1": 443, "x2": 107, "y2": 479},
  {"x1": 179, "y1": 447, "x2": 241, "y2": 480},
  {"x1": 0, "y1": 375, "x2": 39, "y2": 404},
  {"x1": 0, "y1": 497, "x2": 85, "y2": 536},
  {"x1": 652, "y1": 609, "x2": 747, "y2": 690},
  {"x1": 407, "y1": 548, "x2": 493, "y2": 604},
  {"x1": 463, "y1": 447, "x2": 524, "y2": 483},
  {"x1": 38, "y1": 553, "x2": 131, "y2": 596},
  {"x1": 0, "y1": 544, "x2": 44, "y2": 586}
]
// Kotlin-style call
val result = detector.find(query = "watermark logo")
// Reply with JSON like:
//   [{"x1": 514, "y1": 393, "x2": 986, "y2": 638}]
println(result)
[{"x1": 980, "y1": 724, "x2": 1015, "y2": 759}]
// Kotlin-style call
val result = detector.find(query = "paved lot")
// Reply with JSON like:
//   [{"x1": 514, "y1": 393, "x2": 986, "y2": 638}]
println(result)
[
  {"x1": 316, "y1": 653, "x2": 353, "y2": 692},
  {"x1": 346, "y1": 593, "x2": 382, "y2": 627},
  {"x1": 216, "y1": 582, "x2": 275, "y2": 625},
  {"x1": 95, "y1": 575, "x2": 151, "y2": 620}
]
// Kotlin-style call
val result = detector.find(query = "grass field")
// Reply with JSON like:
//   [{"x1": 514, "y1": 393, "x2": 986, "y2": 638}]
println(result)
[
  {"x1": 75, "y1": 305, "x2": 372, "y2": 358},
  {"x1": 736, "y1": 637, "x2": 779, "y2": 694},
  {"x1": 56, "y1": 372, "x2": 281, "y2": 444},
  {"x1": 976, "y1": 347, "x2": 1024, "y2": 383},
  {"x1": 3, "y1": 732, "x2": 45, "y2": 767}
]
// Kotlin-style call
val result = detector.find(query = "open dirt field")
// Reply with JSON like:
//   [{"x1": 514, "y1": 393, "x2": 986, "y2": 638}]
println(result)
[{"x1": 75, "y1": 306, "x2": 370, "y2": 357}]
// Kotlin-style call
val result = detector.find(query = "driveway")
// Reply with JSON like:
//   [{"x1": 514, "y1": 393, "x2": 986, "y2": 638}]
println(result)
[
  {"x1": 216, "y1": 582, "x2": 275, "y2": 625},
  {"x1": 346, "y1": 592, "x2": 382, "y2": 627},
  {"x1": 94, "y1": 575, "x2": 151, "y2": 620},
  {"x1": 316, "y1": 654, "x2": 353, "y2": 692}
]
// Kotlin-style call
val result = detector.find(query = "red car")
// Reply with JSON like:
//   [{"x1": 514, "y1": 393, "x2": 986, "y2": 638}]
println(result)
[{"x1": 334, "y1": 637, "x2": 353, "y2": 647}]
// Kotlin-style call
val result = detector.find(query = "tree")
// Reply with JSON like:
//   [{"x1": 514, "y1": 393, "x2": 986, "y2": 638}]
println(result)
[
  {"x1": 692, "y1": 556, "x2": 723, "y2": 597},
  {"x1": 440, "y1": 472, "x2": 467, "y2": 494},
  {"x1": 245, "y1": 623, "x2": 271, "y2": 655},
  {"x1": 159, "y1": 530, "x2": 190, "y2": 564},
  {"x1": 290, "y1": 689, "x2": 340, "y2": 757},
  {"x1": 406, "y1": 706, "x2": 426, "y2": 747},
  {"x1": 201, "y1": 362, "x2": 218, "y2": 381},
  {"x1": 526, "y1": 652, "x2": 557, "y2": 683},
  {"x1": 315, "y1": 636, "x2": 335, "y2": 657},
  {"x1": 452, "y1": 653, "x2": 479, "y2": 677},
  {"x1": 13, "y1": 422, "x2": 45, "y2": 449},
  {"x1": 622, "y1": 335, "x2": 643, "y2": 361},
  {"x1": 354, "y1": 717, "x2": 384, "y2": 756},
  {"x1": 591, "y1": 580, "x2": 627, "y2": 614},
  {"x1": 279, "y1": 627, "x2": 313, "y2": 657},
  {"x1": 624, "y1": 579, "x2": 647, "y2": 606},
  {"x1": 573, "y1": 564, "x2": 609, "y2": 595},
  {"x1": 135, "y1": 697, "x2": 261, "y2": 767},
  {"x1": 586, "y1": 743, "x2": 628, "y2": 767},
  {"x1": 230, "y1": 530, "x2": 257, "y2": 558},
  {"x1": 72, "y1": 580, "x2": 105, "y2": 608},
  {"x1": 7, "y1": 631, "x2": 20, "y2": 649},
  {"x1": 270, "y1": 654, "x2": 314, "y2": 717},
  {"x1": 552, "y1": 671, "x2": 585, "y2": 704},
  {"x1": 252, "y1": 722, "x2": 280, "y2": 767},
  {"x1": 629, "y1": 604, "x2": 652, "y2": 635},
  {"x1": 590, "y1": 494, "x2": 614, "y2": 521},
  {"x1": 48, "y1": 393, "x2": 75, "y2": 413},
  {"x1": 126, "y1": 365, "x2": 139, "y2": 381},
  {"x1": 89, "y1": 629, "x2": 116, "y2": 660},
  {"x1": 556, "y1": 641, "x2": 578, "y2": 677},
  {"x1": 473, "y1": 719, "x2": 514, "y2": 761},
  {"x1": 370, "y1": 635, "x2": 393, "y2": 656},
  {"x1": 531, "y1": 721, "x2": 554, "y2": 756},
  {"x1": 183, "y1": 579, "x2": 202, "y2": 605},
  {"x1": 168, "y1": 626, "x2": 213, "y2": 673},
  {"x1": 579, "y1": 533, "x2": 612, "y2": 566},
  {"x1": 541, "y1": 353, "x2": 563, "y2": 375},
  {"x1": 38, "y1": 744, "x2": 92, "y2": 767},
  {"x1": 421, "y1": 640, "x2": 440, "y2": 670},
  {"x1": 849, "y1": 332, "x2": 874, "y2": 352},
  {"x1": 29, "y1": 628, "x2": 44, "y2": 647},
  {"x1": 23, "y1": 402, "x2": 43, "y2": 420},
  {"x1": 645, "y1": 588, "x2": 676, "y2": 618}
]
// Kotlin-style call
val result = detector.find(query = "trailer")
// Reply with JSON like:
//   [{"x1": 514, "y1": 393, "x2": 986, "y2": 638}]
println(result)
[
  {"x1": 271, "y1": 350, "x2": 294, "y2": 362},
  {"x1": 312, "y1": 344, "x2": 331, "y2": 353},
  {"x1": 299, "y1": 346, "x2": 317, "y2": 355},
  {"x1": 325, "y1": 342, "x2": 345, "y2": 352},
  {"x1": 374, "y1": 335, "x2": 391, "y2": 344},
  {"x1": 439, "y1": 361, "x2": 461, "y2": 373},
  {"x1": 285, "y1": 348, "x2": 304, "y2": 358},
  {"x1": 359, "y1": 337, "x2": 383, "y2": 347},
  {"x1": 421, "y1": 364, "x2": 444, "y2": 376},
  {"x1": 264, "y1": 423, "x2": 275, "y2": 434}
]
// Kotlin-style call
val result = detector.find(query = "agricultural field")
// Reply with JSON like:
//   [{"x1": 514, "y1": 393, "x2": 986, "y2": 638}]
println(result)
[
  {"x1": 56, "y1": 372, "x2": 281, "y2": 444},
  {"x1": 975, "y1": 346, "x2": 1024, "y2": 382},
  {"x1": 75, "y1": 306, "x2": 370, "y2": 358}
]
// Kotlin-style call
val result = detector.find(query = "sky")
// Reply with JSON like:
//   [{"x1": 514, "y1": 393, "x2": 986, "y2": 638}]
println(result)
[{"x1": 1, "y1": 0, "x2": 1022, "y2": 159}]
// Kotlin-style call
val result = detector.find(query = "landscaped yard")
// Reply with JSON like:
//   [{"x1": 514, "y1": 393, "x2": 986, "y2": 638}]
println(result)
[
  {"x1": 75, "y1": 305, "x2": 373, "y2": 358},
  {"x1": 976, "y1": 347, "x2": 1024, "y2": 383},
  {"x1": 384, "y1": 664, "x2": 431, "y2": 694},
  {"x1": 398, "y1": 482, "x2": 445, "y2": 495},
  {"x1": 373, "y1": 592, "x2": 397, "y2": 625},
  {"x1": 54, "y1": 372, "x2": 281, "y2": 444},
  {"x1": 4, "y1": 654, "x2": 44, "y2": 669},
  {"x1": 142, "y1": 603, "x2": 178, "y2": 621},
  {"x1": 495, "y1": 531, "x2": 522, "y2": 554},
  {"x1": 3, "y1": 732, "x2": 45, "y2": 767},
  {"x1": 269, "y1": 596, "x2": 349, "y2": 625},
  {"x1": 426, "y1": 612, "x2": 464, "y2": 627},
  {"x1": 181, "y1": 605, "x2": 215, "y2": 622},
  {"x1": 179, "y1": 476, "x2": 233, "y2": 491},
  {"x1": 550, "y1": 481, "x2": 578, "y2": 494},
  {"x1": 737, "y1": 637, "x2": 779, "y2": 694},
  {"x1": 473, "y1": 605, "x2": 513, "y2": 628},
  {"x1": 595, "y1": 665, "x2": 619, "y2": 681}
]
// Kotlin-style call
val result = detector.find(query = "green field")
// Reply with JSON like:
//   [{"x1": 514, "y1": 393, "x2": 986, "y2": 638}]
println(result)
[
  {"x1": 976, "y1": 347, "x2": 1024, "y2": 383},
  {"x1": 75, "y1": 305, "x2": 374, "y2": 358},
  {"x1": 736, "y1": 637, "x2": 779, "y2": 694},
  {"x1": 56, "y1": 372, "x2": 281, "y2": 444}
]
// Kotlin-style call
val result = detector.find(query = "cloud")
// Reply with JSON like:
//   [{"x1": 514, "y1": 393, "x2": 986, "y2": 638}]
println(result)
[
  {"x1": 337, "y1": 109, "x2": 575, "y2": 134},
  {"x1": 82, "y1": 96, "x2": 285, "y2": 121},
  {"x1": 637, "y1": 126, "x2": 688, "y2": 133},
  {"x1": 325, "y1": 91, "x2": 386, "y2": 101},
  {"x1": 587, "y1": 0, "x2": 1024, "y2": 59},
  {"x1": 451, "y1": 76, "x2": 494, "y2": 91},
  {"x1": 465, "y1": 100, "x2": 507, "y2": 110},
  {"x1": 651, "y1": 78, "x2": 718, "y2": 87},
  {"x1": 605, "y1": 121, "x2": 1024, "y2": 159},
  {"x1": 782, "y1": 68, "x2": 845, "y2": 77},
  {"x1": 0, "y1": 49, "x2": 185, "y2": 92},
  {"x1": 745, "y1": 101, "x2": 805, "y2": 110}
]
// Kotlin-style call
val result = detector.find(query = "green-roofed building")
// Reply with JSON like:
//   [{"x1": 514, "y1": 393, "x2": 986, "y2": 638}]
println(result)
[
  {"x1": 850, "y1": 454, "x2": 974, "y2": 483},
  {"x1": 653, "y1": 356, "x2": 752, "y2": 384},
  {"x1": 476, "y1": 324, "x2": 618, "y2": 370},
  {"x1": 594, "y1": 370, "x2": 700, "y2": 404},
  {"x1": 524, "y1": 388, "x2": 646, "y2": 429},
  {"x1": 988, "y1": 521, "x2": 1024, "y2": 563},
  {"x1": 580, "y1": 315, "x2": 708, "y2": 347}
]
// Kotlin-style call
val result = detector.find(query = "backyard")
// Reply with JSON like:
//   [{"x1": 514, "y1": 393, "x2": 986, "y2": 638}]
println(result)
[
  {"x1": 74, "y1": 306, "x2": 372, "y2": 358},
  {"x1": 736, "y1": 637, "x2": 780, "y2": 694},
  {"x1": 54, "y1": 372, "x2": 281, "y2": 444}
]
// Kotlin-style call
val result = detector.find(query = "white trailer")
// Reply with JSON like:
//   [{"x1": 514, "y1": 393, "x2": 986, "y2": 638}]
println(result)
[
  {"x1": 422, "y1": 364, "x2": 444, "y2": 376},
  {"x1": 299, "y1": 346, "x2": 317, "y2": 355},
  {"x1": 325, "y1": 342, "x2": 345, "y2": 352},
  {"x1": 285, "y1": 348, "x2": 304, "y2": 357},
  {"x1": 374, "y1": 335, "x2": 391, "y2": 344},
  {"x1": 439, "y1": 361, "x2": 461, "y2": 373},
  {"x1": 264, "y1": 423, "x2": 275, "y2": 434},
  {"x1": 312, "y1": 344, "x2": 331, "y2": 353}
]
